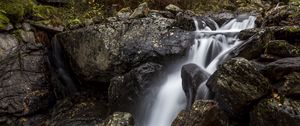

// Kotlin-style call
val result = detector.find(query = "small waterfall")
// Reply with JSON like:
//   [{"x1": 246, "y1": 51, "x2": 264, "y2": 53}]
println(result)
[{"x1": 137, "y1": 15, "x2": 256, "y2": 126}]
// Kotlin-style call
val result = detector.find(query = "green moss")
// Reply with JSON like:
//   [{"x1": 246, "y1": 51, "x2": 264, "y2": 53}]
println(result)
[
  {"x1": 287, "y1": 27, "x2": 300, "y2": 32},
  {"x1": 32, "y1": 5, "x2": 58, "y2": 20},
  {"x1": 0, "y1": 0, "x2": 25, "y2": 22},
  {"x1": 0, "y1": 12, "x2": 10, "y2": 30}
]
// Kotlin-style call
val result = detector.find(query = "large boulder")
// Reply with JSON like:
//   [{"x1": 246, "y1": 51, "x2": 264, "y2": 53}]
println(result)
[
  {"x1": 181, "y1": 63, "x2": 209, "y2": 109},
  {"x1": 250, "y1": 98, "x2": 300, "y2": 126},
  {"x1": 0, "y1": 33, "x2": 53, "y2": 123},
  {"x1": 108, "y1": 62, "x2": 164, "y2": 111},
  {"x1": 172, "y1": 100, "x2": 229, "y2": 126},
  {"x1": 55, "y1": 17, "x2": 193, "y2": 82},
  {"x1": 261, "y1": 57, "x2": 300, "y2": 81},
  {"x1": 278, "y1": 72, "x2": 300, "y2": 99},
  {"x1": 263, "y1": 40, "x2": 300, "y2": 58},
  {"x1": 207, "y1": 58, "x2": 270, "y2": 121}
]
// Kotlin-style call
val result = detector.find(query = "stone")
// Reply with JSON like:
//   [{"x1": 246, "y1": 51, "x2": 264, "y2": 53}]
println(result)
[
  {"x1": 108, "y1": 63, "x2": 164, "y2": 111},
  {"x1": 129, "y1": 2, "x2": 149, "y2": 19},
  {"x1": 31, "y1": 22, "x2": 64, "y2": 33},
  {"x1": 165, "y1": 4, "x2": 183, "y2": 13},
  {"x1": 0, "y1": 33, "x2": 53, "y2": 123},
  {"x1": 250, "y1": 98, "x2": 300, "y2": 126},
  {"x1": 99, "y1": 112, "x2": 134, "y2": 126},
  {"x1": 22, "y1": 22, "x2": 32, "y2": 31},
  {"x1": 238, "y1": 28, "x2": 260, "y2": 40},
  {"x1": 175, "y1": 13, "x2": 217, "y2": 31},
  {"x1": 20, "y1": 30, "x2": 36, "y2": 43},
  {"x1": 172, "y1": 100, "x2": 229, "y2": 126},
  {"x1": 261, "y1": 57, "x2": 300, "y2": 81},
  {"x1": 264, "y1": 40, "x2": 300, "y2": 58},
  {"x1": 55, "y1": 17, "x2": 193, "y2": 83},
  {"x1": 207, "y1": 58, "x2": 270, "y2": 120},
  {"x1": 117, "y1": 7, "x2": 132, "y2": 20},
  {"x1": 278, "y1": 72, "x2": 300, "y2": 99},
  {"x1": 0, "y1": 34, "x2": 18, "y2": 61},
  {"x1": 181, "y1": 63, "x2": 210, "y2": 109}
]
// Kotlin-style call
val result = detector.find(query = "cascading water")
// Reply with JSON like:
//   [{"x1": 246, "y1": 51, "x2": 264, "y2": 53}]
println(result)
[{"x1": 137, "y1": 15, "x2": 256, "y2": 126}]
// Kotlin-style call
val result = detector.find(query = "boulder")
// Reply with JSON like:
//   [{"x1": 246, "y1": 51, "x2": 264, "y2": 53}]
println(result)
[
  {"x1": 175, "y1": 13, "x2": 218, "y2": 31},
  {"x1": 250, "y1": 98, "x2": 300, "y2": 126},
  {"x1": 49, "y1": 98, "x2": 108, "y2": 126},
  {"x1": 100, "y1": 112, "x2": 134, "y2": 126},
  {"x1": 165, "y1": 4, "x2": 183, "y2": 14},
  {"x1": 264, "y1": 40, "x2": 300, "y2": 58},
  {"x1": 207, "y1": 58, "x2": 270, "y2": 120},
  {"x1": 278, "y1": 72, "x2": 300, "y2": 99},
  {"x1": 181, "y1": 63, "x2": 209, "y2": 109},
  {"x1": 55, "y1": 17, "x2": 193, "y2": 83},
  {"x1": 0, "y1": 33, "x2": 53, "y2": 123},
  {"x1": 172, "y1": 100, "x2": 229, "y2": 126},
  {"x1": 272, "y1": 26, "x2": 300, "y2": 45},
  {"x1": 117, "y1": 7, "x2": 132, "y2": 20},
  {"x1": 238, "y1": 28, "x2": 260, "y2": 40},
  {"x1": 108, "y1": 62, "x2": 164, "y2": 111},
  {"x1": 129, "y1": 2, "x2": 149, "y2": 19},
  {"x1": 261, "y1": 57, "x2": 300, "y2": 81}
]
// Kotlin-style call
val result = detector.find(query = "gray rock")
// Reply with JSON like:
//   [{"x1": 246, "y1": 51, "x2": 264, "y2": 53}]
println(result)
[
  {"x1": 261, "y1": 57, "x2": 300, "y2": 81},
  {"x1": 117, "y1": 7, "x2": 132, "y2": 20},
  {"x1": 250, "y1": 98, "x2": 300, "y2": 126},
  {"x1": 129, "y1": 2, "x2": 149, "y2": 19},
  {"x1": 20, "y1": 30, "x2": 36, "y2": 43},
  {"x1": 55, "y1": 17, "x2": 193, "y2": 83},
  {"x1": 100, "y1": 112, "x2": 134, "y2": 126},
  {"x1": 109, "y1": 62, "x2": 164, "y2": 111},
  {"x1": 165, "y1": 4, "x2": 183, "y2": 13},
  {"x1": 207, "y1": 58, "x2": 270, "y2": 120},
  {"x1": 22, "y1": 23, "x2": 32, "y2": 31},
  {"x1": 181, "y1": 63, "x2": 209, "y2": 109},
  {"x1": 278, "y1": 72, "x2": 300, "y2": 99},
  {"x1": 172, "y1": 100, "x2": 229, "y2": 126},
  {"x1": 0, "y1": 34, "x2": 18, "y2": 61},
  {"x1": 0, "y1": 33, "x2": 52, "y2": 123}
]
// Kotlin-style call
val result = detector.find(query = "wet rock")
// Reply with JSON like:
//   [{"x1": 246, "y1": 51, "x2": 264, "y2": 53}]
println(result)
[
  {"x1": 49, "y1": 98, "x2": 107, "y2": 126},
  {"x1": 31, "y1": 22, "x2": 64, "y2": 33},
  {"x1": 129, "y1": 2, "x2": 149, "y2": 19},
  {"x1": 181, "y1": 63, "x2": 210, "y2": 109},
  {"x1": 278, "y1": 72, "x2": 300, "y2": 99},
  {"x1": 261, "y1": 57, "x2": 300, "y2": 81},
  {"x1": 207, "y1": 58, "x2": 270, "y2": 120},
  {"x1": 205, "y1": 12, "x2": 235, "y2": 26},
  {"x1": 175, "y1": 12, "x2": 217, "y2": 31},
  {"x1": 250, "y1": 98, "x2": 300, "y2": 126},
  {"x1": 56, "y1": 17, "x2": 193, "y2": 82},
  {"x1": 172, "y1": 100, "x2": 229, "y2": 126},
  {"x1": 264, "y1": 40, "x2": 300, "y2": 58},
  {"x1": 99, "y1": 112, "x2": 134, "y2": 126},
  {"x1": 231, "y1": 29, "x2": 273, "y2": 60},
  {"x1": 0, "y1": 33, "x2": 52, "y2": 122},
  {"x1": 108, "y1": 62, "x2": 164, "y2": 111},
  {"x1": 238, "y1": 28, "x2": 260, "y2": 40},
  {"x1": 165, "y1": 4, "x2": 183, "y2": 14},
  {"x1": 272, "y1": 26, "x2": 300, "y2": 44}
]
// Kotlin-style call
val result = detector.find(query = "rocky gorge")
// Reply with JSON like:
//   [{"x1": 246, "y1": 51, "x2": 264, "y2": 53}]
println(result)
[{"x1": 0, "y1": 0, "x2": 299, "y2": 126}]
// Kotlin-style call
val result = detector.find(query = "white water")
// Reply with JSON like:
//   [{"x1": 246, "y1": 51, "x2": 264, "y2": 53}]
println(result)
[{"x1": 139, "y1": 15, "x2": 256, "y2": 126}]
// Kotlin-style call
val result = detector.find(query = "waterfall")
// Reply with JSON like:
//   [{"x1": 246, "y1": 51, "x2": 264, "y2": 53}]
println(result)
[{"x1": 137, "y1": 15, "x2": 256, "y2": 126}]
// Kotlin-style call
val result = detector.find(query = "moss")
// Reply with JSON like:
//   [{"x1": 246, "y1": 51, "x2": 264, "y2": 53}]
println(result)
[
  {"x1": 32, "y1": 5, "x2": 58, "y2": 20},
  {"x1": 0, "y1": 0, "x2": 25, "y2": 22},
  {"x1": 0, "y1": 12, "x2": 10, "y2": 30},
  {"x1": 287, "y1": 27, "x2": 300, "y2": 32}
]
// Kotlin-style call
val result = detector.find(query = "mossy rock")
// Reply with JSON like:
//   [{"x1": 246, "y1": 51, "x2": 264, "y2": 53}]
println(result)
[{"x1": 0, "y1": 11, "x2": 10, "y2": 30}]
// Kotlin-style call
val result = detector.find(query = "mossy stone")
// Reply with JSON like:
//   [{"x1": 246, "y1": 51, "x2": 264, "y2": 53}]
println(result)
[
  {"x1": 0, "y1": 1, "x2": 25, "y2": 22},
  {"x1": 0, "y1": 12, "x2": 10, "y2": 30}
]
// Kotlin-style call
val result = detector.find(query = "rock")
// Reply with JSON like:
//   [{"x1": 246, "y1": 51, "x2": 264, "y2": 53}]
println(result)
[
  {"x1": 165, "y1": 4, "x2": 183, "y2": 14},
  {"x1": 0, "y1": 34, "x2": 18, "y2": 60},
  {"x1": 238, "y1": 28, "x2": 260, "y2": 40},
  {"x1": 129, "y1": 2, "x2": 149, "y2": 19},
  {"x1": 250, "y1": 98, "x2": 300, "y2": 126},
  {"x1": 231, "y1": 29, "x2": 273, "y2": 60},
  {"x1": 207, "y1": 58, "x2": 270, "y2": 120},
  {"x1": 264, "y1": 40, "x2": 300, "y2": 58},
  {"x1": 148, "y1": 10, "x2": 175, "y2": 19},
  {"x1": 278, "y1": 72, "x2": 300, "y2": 99},
  {"x1": 117, "y1": 7, "x2": 132, "y2": 20},
  {"x1": 56, "y1": 17, "x2": 193, "y2": 82},
  {"x1": 31, "y1": 22, "x2": 64, "y2": 33},
  {"x1": 0, "y1": 12, "x2": 13, "y2": 31},
  {"x1": 181, "y1": 63, "x2": 210, "y2": 109},
  {"x1": 0, "y1": 33, "x2": 53, "y2": 123},
  {"x1": 205, "y1": 12, "x2": 235, "y2": 26},
  {"x1": 272, "y1": 26, "x2": 300, "y2": 45},
  {"x1": 99, "y1": 112, "x2": 134, "y2": 126},
  {"x1": 22, "y1": 22, "x2": 32, "y2": 31},
  {"x1": 261, "y1": 57, "x2": 300, "y2": 81},
  {"x1": 49, "y1": 98, "x2": 107, "y2": 126},
  {"x1": 175, "y1": 13, "x2": 217, "y2": 31},
  {"x1": 19, "y1": 30, "x2": 36, "y2": 43},
  {"x1": 17, "y1": 114, "x2": 50, "y2": 126},
  {"x1": 108, "y1": 63, "x2": 164, "y2": 111},
  {"x1": 172, "y1": 100, "x2": 229, "y2": 126}
]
